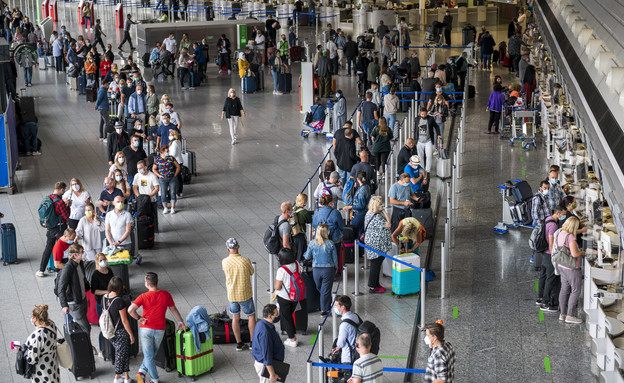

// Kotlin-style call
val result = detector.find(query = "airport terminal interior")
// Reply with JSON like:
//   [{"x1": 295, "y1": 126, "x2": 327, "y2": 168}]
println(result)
[{"x1": 1, "y1": 0, "x2": 624, "y2": 381}]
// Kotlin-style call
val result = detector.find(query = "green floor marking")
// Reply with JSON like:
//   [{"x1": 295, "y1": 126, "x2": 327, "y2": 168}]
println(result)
[
  {"x1": 535, "y1": 280, "x2": 539, "y2": 292},
  {"x1": 521, "y1": 169, "x2": 526, "y2": 176},
  {"x1": 378, "y1": 356, "x2": 408, "y2": 359},
  {"x1": 520, "y1": 156, "x2": 524, "y2": 162},
  {"x1": 249, "y1": 101, "x2": 257, "y2": 104},
  {"x1": 539, "y1": 311, "x2": 544, "y2": 321},
  {"x1": 452, "y1": 307, "x2": 458, "y2": 318},
  {"x1": 309, "y1": 332, "x2": 318, "y2": 345},
  {"x1": 544, "y1": 357, "x2": 551, "y2": 372}
]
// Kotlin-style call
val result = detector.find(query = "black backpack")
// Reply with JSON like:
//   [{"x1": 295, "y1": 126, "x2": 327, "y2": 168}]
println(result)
[
  {"x1": 344, "y1": 315, "x2": 381, "y2": 357},
  {"x1": 263, "y1": 216, "x2": 289, "y2": 254},
  {"x1": 529, "y1": 216, "x2": 555, "y2": 252}
]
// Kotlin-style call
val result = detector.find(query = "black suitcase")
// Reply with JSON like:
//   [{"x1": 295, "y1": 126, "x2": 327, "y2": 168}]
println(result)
[
  {"x1": 399, "y1": 83, "x2": 413, "y2": 113},
  {"x1": 181, "y1": 165, "x2": 192, "y2": 184},
  {"x1": 303, "y1": 270, "x2": 320, "y2": 313},
  {"x1": 411, "y1": 208, "x2": 434, "y2": 240},
  {"x1": 278, "y1": 72, "x2": 292, "y2": 93},
  {"x1": 468, "y1": 85, "x2": 475, "y2": 99},
  {"x1": 86, "y1": 87, "x2": 97, "y2": 102},
  {"x1": 16, "y1": 96, "x2": 36, "y2": 122},
  {"x1": 100, "y1": 306, "x2": 139, "y2": 364},
  {"x1": 100, "y1": 332, "x2": 115, "y2": 361},
  {"x1": 212, "y1": 317, "x2": 251, "y2": 344},
  {"x1": 292, "y1": 306, "x2": 308, "y2": 335},
  {"x1": 109, "y1": 263, "x2": 130, "y2": 293},
  {"x1": 190, "y1": 70, "x2": 201, "y2": 87},
  {"x1": 462, "y1": 26, "x2": 475, "y2": 46},
  {"x1": 64, "y1": 316, "x2": 96, "y2": 379},
  {"x1": 1, "y1": 223, "x2": 18, "y2": 265},
  {"x1": 137, "y1": 215, "x2": 155, "y2": 249},
  {"x1": 342, "y1": 225, "x2": 356, "y2": 264},
  {"x1": 155, "y1": 319, "x2": 176, "y2": 371},
  {"x1": 511, "y1": 180, "x2": 533, "y2": 203}
]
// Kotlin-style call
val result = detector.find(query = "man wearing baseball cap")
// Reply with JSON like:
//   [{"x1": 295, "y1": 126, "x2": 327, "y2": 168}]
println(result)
[
  {"x1": 404, "y1": 155, "x2": 426, "y2": 192},
  {"x1": 222, "y1": 238, "x2": 256, "y2": 351}
]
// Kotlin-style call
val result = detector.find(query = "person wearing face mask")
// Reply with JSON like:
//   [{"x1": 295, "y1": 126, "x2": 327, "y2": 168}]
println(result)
[
  {"x1": 536, "y1": 205, "x2": 567, "y2": 314},
  {"x1": 24, "y1": 304, "x2": 61, "y2": 383},
  {"x1": 484, "y1": 83, "x2": 505, "y2": 135},
  {"x1": 105, "y1": 196, "x2": 133, "y2": 251},
  {"x1": 146, "y1": 85, "x2": 159, "y2": 118},
  {"x1": 63, "y1": 178, "x2": 92, "y2": 230},
  {"x1": 76, "y1": 203, "x2": 105, "y2": 261},
  {"x1": 273, "y1": 248, "x2": 308, "y2": 348},
  {"x1": 128, "y1": 84, "x2": 147, "y2": 123},
  {"x1": 332, "y1": 90, "x2": 347, "y2": 133},
  {"x1": 158, "y1": 94, "x2": 171, "y2": 119},
  {"x1": 383, "y1": 86, "x2": 399, "y2": 134},
  {"x1": 84, "y1": 52, "x2": 98, "y2": 88},
  {"x1": 109, "y1": 151, "x2": 129, "y2": 179},
  {"x1": 423, "y1": 322, "x2": 455, "y2": 383},
  {"x1": 114, "y1": 169, "x2": 131, "y2": 200},
  {"x1": 108, "y1": 124, "x2": 131, "y2": 165},
  {"x1": 331, "y1": 295, "x2": 361, "y2": 365},
  {"x1": 164, "y1": 103, "x2": 181, "y2": 130},
  {"x1": 168, "y1": 129, "x2": 184, "y2": 197},
  {"x1": 531, "y1": 180, "x2": 551, "y2": 225},
  {"x1": 251, "y1": 303, "x2": 286, "y2": 383},
  {"x1": 133, "y1": 160, "x2": 160, "y2": 230},
  {"x1": 58, "y1": 244, "x2": 92, "y2": 334},
  {"x1": 221, "y1": 88, "x2": 245, "y2": 145},
  {"x1": 100, "y1": 53, "x2": 113, "y2": 78},
  {"x1": 52, "y1": 34, "x2": 64, "y2": 72},
  {"x1": 414, "y1": 108, "x2": 441, "y2": 175},
  {"x1": 51, "y1": 228, "x2": 77, "y2": 270},
  {"x1": 99, "y1": 177, "x2": 124, "y2": 216},
  {"x1": 122, "y1": 135, "x2": 147, "y2": 187},
  {"x1": 427, "y1": 93, "x2": 449, "y2": 145},
  {"x1": 153, "y1": 145, "x2": 181, "y2": 214},
  {"x1": 90, "y1": 252, "x2": 114, "y2": 316},
  {"x1": 561, "y1": 196, "x2": 587, "y2": 238},
  {"x1": 303, "y1": 224, "x2": 337, "y2": 316},
  {"x1": 156, "y1": 113, "x2": 178, "y2": 148},
  {"x1": 546, "y1": 170, "x2": 565, "y2": 213}
]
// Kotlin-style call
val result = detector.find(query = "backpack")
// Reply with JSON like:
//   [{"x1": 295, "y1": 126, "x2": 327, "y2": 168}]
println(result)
[
  {"x1": 263, "y1": 215, "x2": 290, "y2": 254},
  {"x1": 99, "y1": 296, "x2": 120, "y2": 339},
  {"x1": 529, "y1": 216, "x2": 554, "y2": 252},
  {"x1": 38, "y1": 195, "x2": 60, "y2": 228},
  {"x1": 344, "y1": 315, "x2": 381, "y2": 356},
  {"x1": 320, "y1": 181, "x2": 335, "y2": 198},
  {"x1": 342, "y1": 179, "x2": 355, "y2": 205},
  {"x1": 281, "y1": 262, "x2": 306, "y2": 301}
]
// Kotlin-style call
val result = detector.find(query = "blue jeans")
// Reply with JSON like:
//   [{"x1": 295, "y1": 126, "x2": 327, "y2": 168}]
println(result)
[
  {"x1": 313, "y1": 267, "x2": 336, "y2": 312},
  {"x1": 55, "y1": 55, "x2": 63, "y2": 72},
  {"x1": 337, "y1": 168, "x2": 349, "y2": 187},
  {"x1": 139, "y1": 328, "x2": 165, "y2": 380},
  {"x1": 481, "y1": 53, "x2": 492, "y2": 69},
  {"x1": 23, "y1": 67, "x2": 33, "y2": 84},
  {"x1": 158, "y1": 176, "x2": 178, "y2": 204},
  {"x1": 351, "y1": 209, "x2": 366, "y2": 238},
  {"x1": 383, "y1": 113, "x2": 396, "y2": 135},
  {"x1": 271, "y1": 69, "x2": 278, "y2": 91},
  {"x1": 22, "y1": 122, "x2": 39, "y2": 152},
  {"x1": 229, "y1": 297, "x2": 256, "y2": 315},
  {"x1": 346, "y1": 56, "x2": 356, "y2": 75}
]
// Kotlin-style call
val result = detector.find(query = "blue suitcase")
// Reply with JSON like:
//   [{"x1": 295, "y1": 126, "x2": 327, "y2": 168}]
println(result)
[
  {"x1": 278, "y1": 72, "x2": 292, "y2": 93},
  {"x1": 189, "y1": 71, "x2": 201, "y2": 87},
  {"x1": 243, "y1": 76, "x2": 256, "y2": 93},
  {"x1": 47, "y1": 252, "x2": 57, "y2": 271},
  {"x1": 391, "y1": 253, "x2": 420, "y2": 295},
  {"x1": 1, "y1": 223, "x2": 18, "y2": 265},
  {"x1": 78, "y1": 75, "x2": 86, "y2": 95}
]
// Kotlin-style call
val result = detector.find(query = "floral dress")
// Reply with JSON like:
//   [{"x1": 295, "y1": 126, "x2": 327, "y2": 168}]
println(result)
[
  {"x1": 25, "y1": 323, "x2": 60, "y2": 383},
  {"x1": 363, "y1": 211, "x2": 392, "y2": 259}
]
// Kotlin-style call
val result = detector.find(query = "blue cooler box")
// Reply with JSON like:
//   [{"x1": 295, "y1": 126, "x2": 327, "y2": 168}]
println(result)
[{"x1": 392, "y1": 253, "x2": 421, "y2": 296}]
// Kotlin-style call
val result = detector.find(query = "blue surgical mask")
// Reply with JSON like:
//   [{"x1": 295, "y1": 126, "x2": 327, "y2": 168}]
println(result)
[
  {"x1": 333, "y1": 307, "x2": 341, "y2": 316},
  {"x1": 559, "y1": 215, "x2": 566, "y2": 221},
  {"x1": 549, "y1": 178, "x2": 557, "y2": 185},
  {"x1": 542, "y1": 189, "x2": 549, "y2": 196},
  {"x1": 133, "y1": 141, "x2": 140, "y2": 147},
  {"x1": 66, "y1": 240, "x2": 74, "y2": 244}
]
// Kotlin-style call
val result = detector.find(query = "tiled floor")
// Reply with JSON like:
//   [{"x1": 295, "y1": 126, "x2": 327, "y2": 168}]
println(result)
[{"x1": 0, "y1": 4, "x2": 598, "y2": 382}]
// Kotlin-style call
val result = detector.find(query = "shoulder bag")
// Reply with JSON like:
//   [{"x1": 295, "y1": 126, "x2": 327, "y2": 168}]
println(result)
[
  {"x1": 359, "y1": 213, "x2": 379, "y2": 244},
  {"x1": 551, "y1": 231, "x2": 577, "y2": 269}
]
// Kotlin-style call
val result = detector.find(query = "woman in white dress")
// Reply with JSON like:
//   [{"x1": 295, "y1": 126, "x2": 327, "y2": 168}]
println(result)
[
  {"x1": 76, "y1": 203, "x2": 105, "y2": 261},
  {"x1": 62, "y1": 178, "x2": 91, "y2": 230}
]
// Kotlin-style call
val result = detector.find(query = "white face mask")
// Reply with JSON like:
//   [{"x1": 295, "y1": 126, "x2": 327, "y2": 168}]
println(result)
[
  {"x1": 138, "y1": 168, "x2": 146, "y2": 175},
  {"x1": 118, "y1": 157, "x2": 125, "y2": 164},
  {"x1": 168, "y1": 135, "x2": 174, "y2": 141},
  {"x1": 99, "y1": 260, "x2": 108, "y2": 268},
  {"x1": 137, "y1": 90, "x2": 142, "y2": 95},
  {"x1": 72, "y1": 184, "x2": 80, "y2": 192},
  {"x1": 115, "y1": 128, "x2": 123, "y2": 134},
  {"x1": 424, "y1": 336, "x2": 432, "y2": 346}
]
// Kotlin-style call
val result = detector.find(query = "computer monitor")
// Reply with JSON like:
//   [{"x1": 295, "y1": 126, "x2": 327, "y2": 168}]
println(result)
[{"x1": 575, "y1": 161, "x2": 587, "y2": 183}]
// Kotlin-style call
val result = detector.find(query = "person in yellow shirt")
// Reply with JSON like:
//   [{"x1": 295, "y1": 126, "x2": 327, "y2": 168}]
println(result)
[
  {"x1": 222, "y1": 237, "x2": 256, "y2": 351},
  {"x1": 238, "y1": 52, "x2": 249, "y2": 78}
]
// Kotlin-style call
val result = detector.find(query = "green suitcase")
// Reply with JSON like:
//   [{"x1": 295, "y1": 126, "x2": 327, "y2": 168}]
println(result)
[{"x1": 176, "y1": 328, "x2": 214, "y2": 380}]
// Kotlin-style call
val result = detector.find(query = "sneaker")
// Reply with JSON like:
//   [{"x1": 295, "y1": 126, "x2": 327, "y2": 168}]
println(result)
[
  {"x1": 136, "y1": 372, "x2": 145, "y2": 383},
  {"x1": 565, "y1": 316, "x2": 582, "y2": 324},
  {"x1": 170, "y1": 208, "x2": 176, "y2": 214},
  {"x1": 320, "y1": 311, "x2": 328, "y2": 317},
  {"x1": 135, "y1": 255, "x2": 143, "y2": 265},
  {"x1": 559, "y1": 314, "x2": 566, "y2": 321},
  {"x1": 189, "y1": 87, "x2": 195, "y2": 90},
  {"x1": 529, "y1": 255, "x2": 534, "y2": 264},
  {"x1": 35, "y1": 271, "x2": 45, "y2": 277},
  {"x1": 26, "y1": 151, "x2": 32, "y2": 156},
  {"x1": 181, "y1": 87, "x2": 187, "y2": 90},
  {"x1": 484, "y1": 131, "x2": 491, "y2": 134},
  {"x1": 378, "y1": 286, "x2": 387, "y2": 292},
  {"x1": 369, "y1": 287, "x2": 384, "y2": 294},
  {"x1": 114, "y1": 378, "x2": 123, "y2": 383},
  {"x1": 236, "y1": 342, "x2": 249, "y2": 351},
  {"x1": 163, "y1": 207, "x2": 169, "y2": 214},
  {"x1": 124, "y1": 379, "x2": 131, "y2": 383},
  {"x1": 540, "y1": 304, "x2": 558, "y2": 313},
  {"x1": 32, "y1": 151, "x2": 41, "y2": 156},
  {"x1": 535, "y1": 298, "x2": 543, "y2": 306},
  {"x1": 283, "y1": 339, "x2": 298, "y2": 348},
  {"x1": 218, "y1": 70, "x2": 223, "y2": 74},
  {"x1": 227, "y1": 70, "x2": 231, "y2": 75},
  {"x1": 276, "y1": 91, "x2": 283, "y2": 95}
]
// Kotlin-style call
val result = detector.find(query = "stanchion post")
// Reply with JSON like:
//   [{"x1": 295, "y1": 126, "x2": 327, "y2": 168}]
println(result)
[
  {"x1": 307, "y1": 360, "x2": 313, "y2": 383},
  {"x1": 384, "y1": 164, "x2": 389, "y2": 208},
  {"x1": 318, "y1": 324, "x2": 324, "y2": 383},
  {"x1": 342, "y1": 265, "x2": 347, "y2": 295},
  {"x1": 420, "y1": 269, "x2": 426, "y2": 328},
  {"x1": 315, "y1": 10, "x2": 319, "y2": 46},
  {"x1": 332, "y1": 292, "x2": 338, "y2": 340},
  {"x1": 307, "y1": 223, "x2": 313, "y2": 242},
  {"x1": 353, "y1": 241, "x2": 360, "y2": 296},
  {"x1": 390, "y1": 149, "x2": 395, "y2": 181},
  {"x1": 440, "y1": 241, "x2": 446, "y2": 299},
  {"x1": 308, "y1": 180, "x2": 313, "y2": 209},
  {"x1": 252, "y1": 262, "x2": 258, "y2": 311},
  {"x1": 445, "y1": 217, "x2": 451, "y2": 256},
  {"x1": 268, "y1": 254, "x2": 274, "y2": 293}
]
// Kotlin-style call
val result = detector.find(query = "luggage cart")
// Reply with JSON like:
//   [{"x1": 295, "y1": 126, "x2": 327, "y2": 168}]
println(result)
[
  {"x1": 493, "y1": 179, "x2": 535, "y2": 234},
  {"x1": 510, "y1": 110, "x2": 537, "y2": 150}
]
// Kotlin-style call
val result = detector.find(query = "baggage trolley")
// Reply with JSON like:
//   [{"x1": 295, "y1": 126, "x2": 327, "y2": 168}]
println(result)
[{"x1": 510, "y1": 110, "x2": 537, "y2": 149}]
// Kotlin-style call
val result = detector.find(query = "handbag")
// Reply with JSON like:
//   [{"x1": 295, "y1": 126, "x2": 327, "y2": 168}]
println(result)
[
  {"x1": 551, "y1": 231, "x2": 577, "y2": 269},
  {"x1": 359, "y1": 213, "x2": 378, "y2": 244},
  {"x1": 56, "y1": 339, "x2": 73, "y2": 369}
]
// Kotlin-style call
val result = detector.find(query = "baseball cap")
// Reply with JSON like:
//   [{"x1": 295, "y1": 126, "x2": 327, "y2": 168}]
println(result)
[
  {"x1": 226, "y1": 238, "x2": 239, "y2": 250},
  {"x1": 409, "y1": 155, "x2": 421, "y2": 165}
]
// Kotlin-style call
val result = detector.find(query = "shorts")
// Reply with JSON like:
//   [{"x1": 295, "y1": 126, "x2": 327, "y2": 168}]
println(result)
[{"x1": 229, "y1": 297, "x2": 255, "y2": 316}]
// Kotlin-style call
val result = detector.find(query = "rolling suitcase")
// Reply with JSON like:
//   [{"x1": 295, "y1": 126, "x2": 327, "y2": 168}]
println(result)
[
  {"x1": 125, "y1": 117, "x2": 140, "y2": 131},
  {"x1": 391, "y1": 253, "x2": 421, "y2": 296},
  {"x1": 278, "y1": 72, "x2": 292, "y2": 93},
  {"x1": 78, "y1": 74, "x2": 86, "y2": 95},
  {"x1": 462, "y1": 26, "x2": 475, "y2": 46},
  {"x1": 86, "y1": 87, "x2": 97, "y2": 102},
  {"x1": 47, "y1": 253, "x2": 57, "y2": 271},
  {"x1": 156, "y1": 319, "x2": 176, "y2": 371},
  {"x1": 243, "y1": 75, "x2": 257, "y2": 93},
  {"x1": 64, "y1": 315, "x2": 96, "y2": 379},
  {"x1": 331, "y1": 77, "x2": 336, "y2": 92},
  {"x1": 342, "y1": 225, "x2": 356, "y2": 263},
  {"x1": 468, "y1": 85, "x2": 475, "y2": 99},
  {"x1": 211, "y1": 316, "x2": 250, "y2": 344},
  {"x1": 291, "y1": 304, "x2": 308, "y2": 335},
  {"x1": 108, "y1": 98, "x2": 120, "y2": 119},
  {"x1": 109, "y1": 263, "x2": 130, "y2": 292},
  {"x1": 136, "y1": 215, "x2": 155, "y2": 249},
  {"x1": 100, "y1": 332, "x2": 115, "y2": 361},
  {"x1": 190, "y1": 69, "x2": 201, "y2": 87},
  {"x1": 411, "y1": 208, "x2": 434, "y2": 240},
  {"x1": 181, "y1": 138, "x2": 197, "y2": 176},
  {"x1": 256, "y1": 69, "x2": 265, "y2": 90},
  {"x1": 176, "y1": 328, "x2": 214, "y2": 378},
  {"x1": 38, "y1": 57, "x2": 47, "y2": 69},
  {"x1": 1, "y1": 223, "x2": 18, "y2": 265},
  {"x1": 86, "y1": 291, "x2": 99, "y2": 325},
  {"x1": 510, "y1": 180, "x2": 533, "y2": 203},
  {"x1": 302, "y1": 268, "x2": 320, "y2": 312},
  {"x1": 289, "y1": 46, "x2": 302, "y2": 62},
  {"x1": 16, "y1": 97, "x2": 36, "y2": 122}
]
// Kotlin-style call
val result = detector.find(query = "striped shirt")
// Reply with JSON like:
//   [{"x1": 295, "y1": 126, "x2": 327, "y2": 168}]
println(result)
[
  {"x1": 351, "y1": 353, "x2": 383, "y2": 382},
  {"x1": 424, "y1": 342, "x2": 456, "y2": 383}
]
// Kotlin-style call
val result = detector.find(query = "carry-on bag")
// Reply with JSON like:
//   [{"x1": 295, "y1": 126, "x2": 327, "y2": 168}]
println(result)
[
  {"x1": 411, "y1": 208, "x2": 434, "y2": 240},
  {"x1": 136, "y1": 215, "x2": 155, "y2": 249},
  {"x1": 176, "y1": 328, "x2": 214, "y2": 378},
  {"x1": 155, "y1": 319, "x2": 176, "y2": 371},
  {"x1": 391, "y1": 253, "x2": 421, "y2": 296},
  {"x1": 243, "y1": 76, "x2": 257, "y2": 93},
  {"x1": 1, "y1": 222, "x2": 18, "y2": 265},
  {"x1": 211, "y1": 316, "x2": 250, "y2": 344},
  {"x1": 64, "y1": 315, "x2": 96, "y2": 379}
]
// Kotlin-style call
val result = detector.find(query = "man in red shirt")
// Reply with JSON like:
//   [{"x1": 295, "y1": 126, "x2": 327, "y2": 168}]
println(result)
[
  {"x1": 128, "y1": 272, "x2": 185, "y2": 383},
  {"x1": 51, "y1": 228, "x2": 76, "y2": 270},
  {"x1": 37, "y1": 181, "x2": 70, "y2": 277}
]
